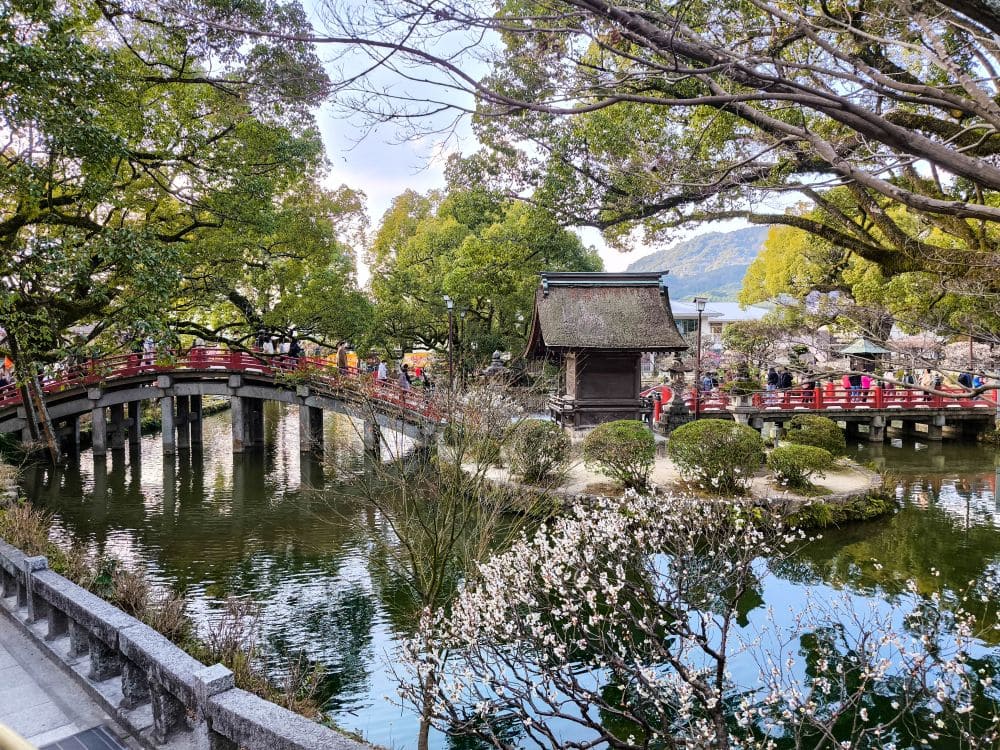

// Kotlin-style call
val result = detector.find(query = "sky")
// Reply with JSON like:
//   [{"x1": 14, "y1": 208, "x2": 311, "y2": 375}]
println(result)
[{"x1": 303, "y1": 4, "x2": 751, "y2": 284}]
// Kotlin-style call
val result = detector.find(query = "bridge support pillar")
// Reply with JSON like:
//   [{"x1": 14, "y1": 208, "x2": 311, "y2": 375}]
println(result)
[
  {"x1": 231, "y1": 396, "x2": 264, "y2": 452},
  {"x1": 926, "y1": 415, "x2": 945, "y2": 441},
  {"x1": 61, "y1": 415, "x2": 81, "y2": 454},
  {"x1": 247, "y1": 398, "x2": 264, "y2": 449},
  {"x1": 161, "y1": 396, "x2": 176, "y2": 454},
  {"x1": 176, "y1": 395, "x2": 191, "y2": 450},
  {"x1": 363, "y1": 420, "x2": 381, "y2": 461},
  {"x1": 299, "y1": 405, "x2": 324, "y2": 455},
  {"x1": 92, "y1": 406, "x2": 108, "y2": 457},
  {"x1": 190, "y1": 395, "x2": 203, "y2": 446},
  {"x1": 109, "y1": 403, "x2": 126, "y2": 451},
  {"x1": 128, "y1": 401, "x2": 142, "y2": 447},
  {"x1": 868, "y1": 416, "x2": 885, "y2": 443},
  {"x1": 231, "y1": 396, "x2": 246, "y2": 453}
]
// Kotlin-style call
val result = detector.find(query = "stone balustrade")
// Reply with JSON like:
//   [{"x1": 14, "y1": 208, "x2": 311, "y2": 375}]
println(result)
[{"x1": 0, "y1": 539, "x2": 371, "y2": 750}]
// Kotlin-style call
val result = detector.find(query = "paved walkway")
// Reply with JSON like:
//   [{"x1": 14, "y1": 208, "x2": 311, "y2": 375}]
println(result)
[{"x1": 0, "y1": 613, "x2": 133, "y2": 749}]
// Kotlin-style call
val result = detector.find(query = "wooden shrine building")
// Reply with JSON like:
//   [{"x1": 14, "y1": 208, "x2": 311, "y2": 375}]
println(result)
[{"x1": 525, "y1": 271, "x2": 688, "y2": 429}]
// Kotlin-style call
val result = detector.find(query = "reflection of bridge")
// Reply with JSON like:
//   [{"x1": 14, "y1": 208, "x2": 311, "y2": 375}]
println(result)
[
  {"x1": 646, "y1": 384, "x2": 999, "y2": 441},
  {"x1": 0, "y1": 350, "x2": 438, "y2": 457}
]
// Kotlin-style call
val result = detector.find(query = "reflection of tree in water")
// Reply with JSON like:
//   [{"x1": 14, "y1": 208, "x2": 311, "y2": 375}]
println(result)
[
  {"x1": 751, "y1": 625, "x2": 1000, "y2": 750},
  {"x1": 262, "y1": 583, "x2": 377, "y2": 711},
  {"x1": 772, "y1": 475, "x2": 1000, "y2": 642}
]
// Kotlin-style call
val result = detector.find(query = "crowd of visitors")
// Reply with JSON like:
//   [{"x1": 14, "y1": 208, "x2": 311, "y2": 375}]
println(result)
[{"x1": 689, "y1": 361, "x2": 993, "y2": 402}]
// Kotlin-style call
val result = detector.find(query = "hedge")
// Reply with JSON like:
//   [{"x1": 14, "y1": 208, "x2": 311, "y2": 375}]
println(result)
[
  {"x1": 667, "y1": 419, "x2": 764, "y2": 494},
  {"x1": 582, "y1": 420, "x2": 656, "y2": 490}
]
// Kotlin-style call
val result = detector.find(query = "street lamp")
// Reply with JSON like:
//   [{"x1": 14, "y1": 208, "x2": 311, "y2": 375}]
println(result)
[
  {"x1": 692, "y1": 297, "x2": 708, "y2": 420},
  {"x1": 459, "y1": 307, "x2": 467, "y2": 386},
  {"x1": 444, "y1": 295, "x2": 454, "y2": 389}
]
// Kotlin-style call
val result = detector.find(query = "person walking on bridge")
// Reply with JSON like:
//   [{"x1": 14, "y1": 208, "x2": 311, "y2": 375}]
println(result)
[
  {"x1": 398, "y1": 363, "x2": 412, "y2": 391},
  {"x1": 336, "y1": 341, "x2": 348, "y2": 372}
]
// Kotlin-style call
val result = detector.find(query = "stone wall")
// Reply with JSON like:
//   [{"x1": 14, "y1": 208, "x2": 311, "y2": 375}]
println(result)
[{"x1": 0, "y1": 540, "x2": 372, "y2": 750}]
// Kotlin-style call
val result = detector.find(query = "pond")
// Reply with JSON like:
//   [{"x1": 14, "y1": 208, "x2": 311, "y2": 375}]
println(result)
[{"x1": 12, "y1": 407, "x2": 1000, "y2": 748}]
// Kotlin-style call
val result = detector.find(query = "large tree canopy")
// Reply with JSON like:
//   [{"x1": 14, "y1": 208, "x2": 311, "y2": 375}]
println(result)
[
  {"x1": 0, "y1": 0, "x2": 343, "y2": 362},
  {"x1": 369, "y1": 186, "x2": 601, "y2": 357},
  {"x1": 189, "y1": 0, "x2": 1000, "y2": 328}
]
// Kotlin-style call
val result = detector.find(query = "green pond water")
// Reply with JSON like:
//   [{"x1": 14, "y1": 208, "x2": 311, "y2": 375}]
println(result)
[{"x1": 13, "y1": 407, "x2": 1000, "y2": 748}]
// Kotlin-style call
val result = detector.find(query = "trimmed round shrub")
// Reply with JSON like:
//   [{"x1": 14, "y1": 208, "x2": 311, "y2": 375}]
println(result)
[
  {"x1": 667, "y1": 419, "x2": 764, "y2": 494},
  {"x1": 508, "y1": 419, "x2": 571, "y2": 483},
  {"x1": 784, "y1": 415, "x2": 847, "y2": 456},
  {"x1": 767, "y1": 444, "x2": 834, "y2": 489},
  {"x1": 582, "y1": 420, "x2": 656, "y2": 490}
]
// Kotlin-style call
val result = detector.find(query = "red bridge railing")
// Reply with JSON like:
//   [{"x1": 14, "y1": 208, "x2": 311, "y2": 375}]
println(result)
[
  {"x1": 637, "y1": 382, "x2": 997, "y2": 419},
  {"x1": 0, "y1": 349, "x2": 438, "y2": 420}
]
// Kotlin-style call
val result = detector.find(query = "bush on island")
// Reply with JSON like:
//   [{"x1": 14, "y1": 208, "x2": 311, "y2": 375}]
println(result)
[
  {"x1": 784, "y1": 414, "x2": 847, "y2": 456},
  {"x1": 508, "y1": 419, "x2": 571, "y2": 483},
  {"x1": 582, "y1": 420, "x2": 656, "y2": 490},
  {"x1": 667, "y1": 419, "x2": 764, "y2": 494},
  {"x1": 767, "y1": 444, "x2": 834, "y2": 489}
]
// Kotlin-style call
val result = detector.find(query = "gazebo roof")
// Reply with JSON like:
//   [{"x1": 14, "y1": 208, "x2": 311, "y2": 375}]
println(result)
[
  {"x1": 839, "y1": 337, "x2": 890, "y2": 355},
  {"x1": 525, "y1": 272, "x2": 689, "y2": 356}
]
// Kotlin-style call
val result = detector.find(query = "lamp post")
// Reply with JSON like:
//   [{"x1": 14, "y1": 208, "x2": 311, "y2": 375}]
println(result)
[
  {"x1": 444, "y1": 295, "x2": 454, "y2": 389},
  {"x1": 693, "y1": 297, "x2": 708, "y2": 419},
  {"x1": 459, "y1": 307, "x2": 467, "y2": 386}
]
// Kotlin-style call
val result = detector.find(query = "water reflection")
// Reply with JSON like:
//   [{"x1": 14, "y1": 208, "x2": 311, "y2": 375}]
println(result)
[
  {"x1": 775, "y1": 440, "x2": 1000, "y2": 635},
  {"x1": 15, "y1": 412, "x2": 1000, "y2": 748},
  {"x1": 19, "y1": 407, "x2": 417, "y2": 744}
]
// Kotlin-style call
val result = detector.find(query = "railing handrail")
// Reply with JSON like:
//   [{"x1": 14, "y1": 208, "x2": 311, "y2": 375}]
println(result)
[
  {"x1": 0, "y1": 349, "x2": 439, "y2": 421},
  {"x1": 0, "y1": 539, "x2": 370, "y2": 750}
]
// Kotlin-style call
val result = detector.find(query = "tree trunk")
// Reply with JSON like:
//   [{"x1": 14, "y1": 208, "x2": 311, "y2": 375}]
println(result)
[
  {"x1": 417, "y1": 671, "x2": 434, "y2": 750},
  {"x1": 8, "y1": 332, "x2": 60, "y2": 463}
]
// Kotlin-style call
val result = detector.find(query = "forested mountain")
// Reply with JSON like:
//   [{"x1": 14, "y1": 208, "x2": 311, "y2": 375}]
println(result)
[{"x1": 625, "y1": 226, "x2": 769, "y2": 300}]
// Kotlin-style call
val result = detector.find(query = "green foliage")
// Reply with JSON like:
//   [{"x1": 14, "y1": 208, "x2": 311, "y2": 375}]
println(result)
[
  {"x1": 981, "y1": 428, "x2": 1000, "y2": 447},
  {"x1": 785, "y1": 492, "x2": 896, "y2": 528},
  {"x1": 582, "y1": 420, "x2": 656, "y2": 490},
  {"x1": 667, "y1": 419, "x2": 764, "y2": 494},
  {"x1": 508, "y1": 419, "x2": 570, "y2": 483},
  {"x1": 368, "y1": 184, "x2": 601, "y2": 358},
  {"x1": 0, "y1": 0, "x2": 356, "y2": 368},
  {"x1": 767, "y1": 445, "x2": 834, "y2": 489},
  {"x1": 785, "y1": 415, "x2": 847, "y2": 457},
  {"x1": 720, "y1": 318, "x2": 791, "y2": 374}
]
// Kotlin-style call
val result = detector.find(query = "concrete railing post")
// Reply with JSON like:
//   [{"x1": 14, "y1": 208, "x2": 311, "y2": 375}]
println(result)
[
  {"x1": 195, "y1": 664, "x2": 237, "y2": 750},
  {"x1": 23, "y1": 555, "x2": 48, "y2": 623},
  {"x1": 121, "y1": 659, "x2": 150, "y2": 709},
  {"x1": 46, "y1": 602, "x2": 68, "y2": 641},
  {"x1": 88, "y1": 632, "x2": 122, "y2": 682},
  {"x1": 1, "y1": 567, "x2": 15, "y2": 598},
  {"x1": 68, "y1": 619, "x2": 90, "y2": 656}
]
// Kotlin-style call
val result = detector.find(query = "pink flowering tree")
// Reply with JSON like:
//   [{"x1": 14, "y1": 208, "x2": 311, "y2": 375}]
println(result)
[{"x1": 398, "y1": 495, "x2": 1000, "y2": 749}]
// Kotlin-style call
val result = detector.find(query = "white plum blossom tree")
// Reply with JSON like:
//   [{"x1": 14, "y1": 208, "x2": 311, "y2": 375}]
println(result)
[{"x1": 399, "y1": 494, "x2": 1000, "y2": 749}]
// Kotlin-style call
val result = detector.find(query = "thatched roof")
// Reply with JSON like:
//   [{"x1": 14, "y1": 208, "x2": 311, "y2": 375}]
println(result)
[
  {"x1": 839, "y1": 337, "x2": 890, "y2": 355},
  {"x1": 526, "y1": 272, "x2": 689, "y2": 356}
]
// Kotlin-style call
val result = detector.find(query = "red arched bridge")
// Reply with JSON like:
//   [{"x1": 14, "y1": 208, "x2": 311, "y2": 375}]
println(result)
[
  {"x1": 0, "y1": 349, "x2": 438, "y2": 457},
  {"x1": 644, "y1": 382, "x2": 999, "y2": 442}
]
